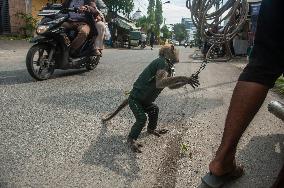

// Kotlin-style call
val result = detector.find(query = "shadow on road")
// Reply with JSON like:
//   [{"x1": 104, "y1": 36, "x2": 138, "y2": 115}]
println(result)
[
  {"x1": 0, "y1": 69, "x2": 34, "y2": 85},
  {"x1": 0, "y1": 69, "x2": 89, "y2": 86},
  {"x1": 81, "y1": 122, "x2": 140, "y2": 187},
  {"x1": 40, "y1": 89, "x2": 129, "y2": 115},
  {"x1": 40, "y1": 87, "x2": 226, "y2": 124},
  {"x1": 197, "y1": 134, "x2": 284, "y2": 188}
]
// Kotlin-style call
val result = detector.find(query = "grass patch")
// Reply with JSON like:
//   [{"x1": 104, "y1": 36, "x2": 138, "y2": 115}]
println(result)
[
  {"x1": 0, "y1": 35, "x2": 32, "y2": 41},
  {"x1": 274, "y1": 76, "x2": 284, "y2": 97}
]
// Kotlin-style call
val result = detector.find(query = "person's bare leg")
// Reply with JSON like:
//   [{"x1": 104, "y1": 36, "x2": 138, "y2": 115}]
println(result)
[
  {"x1": 209, "y1": 81, "x2": 269, "y2": 176},
  {"x1": 94, "y1": 21, "x2": 105, "y2": 56}
]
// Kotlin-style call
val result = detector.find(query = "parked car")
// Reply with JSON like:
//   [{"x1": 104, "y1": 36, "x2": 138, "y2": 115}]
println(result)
[
  {"x1": 172, "y1": 40, "x2": 179, "y2": 46},
  {"x1": 128, "y1": 31, "x2": 141, "y2": 48}
]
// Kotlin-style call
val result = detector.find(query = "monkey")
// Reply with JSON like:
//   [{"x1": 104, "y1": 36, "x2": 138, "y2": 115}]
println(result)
[{"x1": 102, "y1": 45, "x2": 200, "y2": 153}]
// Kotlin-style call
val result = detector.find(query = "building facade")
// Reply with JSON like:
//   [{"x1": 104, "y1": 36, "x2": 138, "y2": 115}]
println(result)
[
  {"x1": 0, "y1": 0, "x2": 49, "y2": 34},
  {"x1": 181, "y1": 18, "x2": 196, "y2": 41}
]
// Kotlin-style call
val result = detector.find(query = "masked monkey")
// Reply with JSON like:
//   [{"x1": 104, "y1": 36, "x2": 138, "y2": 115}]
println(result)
[{"x1": 103, "y1": 45, "x2": 200, "y2": 152}]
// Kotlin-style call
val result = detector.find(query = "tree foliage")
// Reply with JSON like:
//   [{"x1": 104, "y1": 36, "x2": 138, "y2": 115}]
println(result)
[
  {"x1": 147, "y1": 0, "x2": 155, "y2": 25},
  {"x1": 154, "y1": 0, "x2": 163, "y2": 36},
  {"x1": 16, "y1": 12, "x2": 37, "y2": 37},
  {"x1": 161, "y1": 25, "x2": 171, "y2": 39},
  {"x1": 194, "y1": 30, "x2": 202, "y2": 47},
  {"x1": 136, "y1": 0, "x2": 164, "y2": 43},
  {"x1": 155, "y1": 0, "x2": 163, "y2": 26},
  {"x1": 104, "y1": 0, "x2": 134, "y2": 16},
  {"x1": 173, "y1": 23, "x2": 187, "y2": 43},
  {"x1": 136, "y1": 16, "x2": 150, "y2": 32}
]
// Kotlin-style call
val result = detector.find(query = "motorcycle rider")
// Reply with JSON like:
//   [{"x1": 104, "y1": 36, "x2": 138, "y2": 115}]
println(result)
[{"x1": 61, "y1": 0, "x2": 99, "y2": 57}]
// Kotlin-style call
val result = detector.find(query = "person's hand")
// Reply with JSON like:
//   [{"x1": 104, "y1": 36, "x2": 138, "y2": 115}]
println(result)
[
  {"x1": 96, "y1": 15, "x2": 102, "y2": 22},
  {"x1": 79, "y1": 5, "x2": 88, "y2": 13},
  {"x1": 187, "y1": 74, "x2": 200, "y2": 89}
]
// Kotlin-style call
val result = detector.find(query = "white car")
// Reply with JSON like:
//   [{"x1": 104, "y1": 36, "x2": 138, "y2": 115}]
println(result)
[{"x1": 173, "y1": 40, "x2": 179, "y2": 46}]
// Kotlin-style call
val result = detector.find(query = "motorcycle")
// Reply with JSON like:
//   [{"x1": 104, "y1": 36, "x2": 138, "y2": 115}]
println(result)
[
  {"x1": 26, "y1": 3, "x2": 100, "y2": 81},
  {"x1": 184, "y1": 42, "x2": 189, "y2": 48}
]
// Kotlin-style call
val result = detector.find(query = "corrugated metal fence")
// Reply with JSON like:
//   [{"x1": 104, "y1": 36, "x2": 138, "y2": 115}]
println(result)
[{"x1": 0, "y1": 0, "x2": 11, "y2": 34}]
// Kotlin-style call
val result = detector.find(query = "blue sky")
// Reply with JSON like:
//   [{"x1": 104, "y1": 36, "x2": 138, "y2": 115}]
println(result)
[{"x1": 133, "y1": 0, "x2": 191, "y2": 24}]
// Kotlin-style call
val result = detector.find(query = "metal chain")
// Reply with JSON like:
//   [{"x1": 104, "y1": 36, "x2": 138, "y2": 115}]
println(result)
[{"x1": 192, "y1": 58, "x2": 209, "y2": 77}]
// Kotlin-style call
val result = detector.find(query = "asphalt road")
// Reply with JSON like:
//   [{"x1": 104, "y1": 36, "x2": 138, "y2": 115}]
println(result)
[{"x1": 0, "y1": 40, "x2": 283, "y2": 188}]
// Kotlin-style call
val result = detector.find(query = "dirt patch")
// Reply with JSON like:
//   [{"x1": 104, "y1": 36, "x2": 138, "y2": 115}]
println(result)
[{"x1": 153, "y1": 134, "x2": 182, "y2": 188}]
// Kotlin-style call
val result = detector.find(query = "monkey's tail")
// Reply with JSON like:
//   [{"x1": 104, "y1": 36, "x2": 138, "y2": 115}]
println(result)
[{"x1": 102, "y1": 99, "x2": 129, "y2": 122}]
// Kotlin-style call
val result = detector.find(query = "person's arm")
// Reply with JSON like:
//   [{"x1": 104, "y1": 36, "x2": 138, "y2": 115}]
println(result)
[
  {"x1": 83, "y1": 2, "x2": 99, "y2": 15},
  {"x1": 168, "y1": 82, "x2": 188, "y2": 89},
  {"x1": 155, "y1": 69, "x2": 199, "y2": 89}
]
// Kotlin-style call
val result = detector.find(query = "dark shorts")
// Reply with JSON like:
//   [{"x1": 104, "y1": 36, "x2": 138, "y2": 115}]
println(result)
[{"x1": 238, "y1": 0, "x2": 284, "y2": 88}]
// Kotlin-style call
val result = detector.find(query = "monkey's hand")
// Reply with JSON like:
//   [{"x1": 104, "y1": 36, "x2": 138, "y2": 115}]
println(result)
[
  {"x1": 187, "y1": 74, "x2": 200, "y2": 89},
  {"x1": 147, "y1": 129, "x2": 169, "y2": 137},
  {"x1": 127, "y1": 138, "x2": 143, "y2": 153}
]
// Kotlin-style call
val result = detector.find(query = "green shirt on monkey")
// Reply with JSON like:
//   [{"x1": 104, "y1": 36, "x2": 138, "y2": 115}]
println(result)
[{"x1": 130, "y1": 57, "x2": 171, "y2": 104}]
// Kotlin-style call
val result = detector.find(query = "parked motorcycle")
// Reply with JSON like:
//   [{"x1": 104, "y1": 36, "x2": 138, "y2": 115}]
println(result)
[{"x1": 26, "y1": 3, "x2": 100, "y2": 81}]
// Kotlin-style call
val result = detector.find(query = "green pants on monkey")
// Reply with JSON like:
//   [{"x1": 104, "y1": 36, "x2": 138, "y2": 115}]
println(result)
[
  {"x1": 128, "y1": 97, "x2": 159, "y2": 140},
  {"x1": 103, "y1": 45, "x2": 200, "y2": 153}
]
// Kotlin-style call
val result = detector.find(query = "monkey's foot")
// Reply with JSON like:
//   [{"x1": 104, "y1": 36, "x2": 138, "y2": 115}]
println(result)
[
  {"x1": 127, "y1": 138, "x2": 143, "y2": 153},
  {"x1": 147, "y1": 129, "x2": 169, "y2": 137}
]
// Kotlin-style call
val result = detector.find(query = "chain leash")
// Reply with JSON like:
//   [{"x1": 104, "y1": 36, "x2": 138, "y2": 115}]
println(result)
[{"x1": 192, "y1": 58, "x2": 209, "y2": 78}]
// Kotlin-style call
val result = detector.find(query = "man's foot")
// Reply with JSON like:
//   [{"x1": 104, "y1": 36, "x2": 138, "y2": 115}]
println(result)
[
  {"x1": 127, "y1": 137, "x2": 143, "y2": 153},
  {"x1": 147, "y1": 129, "x2": 169, "y2": 137},
  {"x1": 202, "y1": 165, "x2": 244, "y2": 188},
  {"x1": 209, "y1": 157, "x2": 237, "y2": 176},
  {"x1": 91, "y1": 50, "x2": 101, "y2": 56},
  {"x1": 99, "y1": 49, "x2": 103, "y2": 57}
]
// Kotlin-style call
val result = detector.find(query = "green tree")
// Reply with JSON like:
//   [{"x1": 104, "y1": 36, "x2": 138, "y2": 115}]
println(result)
[
  {"x1": 147, "y1": 0, "x2": 155, "y2": 26},
  {"x1": 173, "y1": 23, "x2": 187, "y2": 43},
  {"x1": 194, "y1": 30, "x2": 202, "y2": 47},
  {"x1": 104, "y1": 0, "x2": 134, "y2": 16},
  {"x1": 136, "y1": 16, "x2": 150, "y2": 32},
  {"x1": 154, "y1": 0, "x2": 163, "y2": 36},
  {"x1": 161, "y1": 25, "x2": 171, "y2": 39}
]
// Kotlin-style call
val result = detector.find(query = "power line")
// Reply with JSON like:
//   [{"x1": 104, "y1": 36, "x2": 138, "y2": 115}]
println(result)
[{"x1": 135, "y1": 0, "x2": 148, "y2": 13}]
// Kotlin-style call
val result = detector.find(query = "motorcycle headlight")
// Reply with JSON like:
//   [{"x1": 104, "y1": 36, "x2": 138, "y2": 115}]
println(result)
[{"x1": 36, "y1": 25, "x2": 50, "y2": 34}]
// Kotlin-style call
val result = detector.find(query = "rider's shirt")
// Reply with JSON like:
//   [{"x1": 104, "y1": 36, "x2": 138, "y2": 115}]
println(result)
[
  {"x1": 130, "y1": 57, "x2": 170, "y2": 104},
  {"x1": 69, "y1": 0, "x2": 86, "y2": 22},
  {"x1": 141, "y1": 34, "x2": 147, "y2": 42}
]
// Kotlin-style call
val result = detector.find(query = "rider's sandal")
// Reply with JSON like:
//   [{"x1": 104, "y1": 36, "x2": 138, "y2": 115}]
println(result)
[{"x1": 201, "y1": 166, "x2": 244, "y2": 188}]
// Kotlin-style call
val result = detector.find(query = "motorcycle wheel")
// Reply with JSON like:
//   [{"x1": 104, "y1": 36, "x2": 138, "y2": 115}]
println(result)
[
  {"x1": 86, "y1": 56, "x2": 100, "y2": 70},
  {"x1": 26, "y1": 44, "x2": 55, "y2": 81}
]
